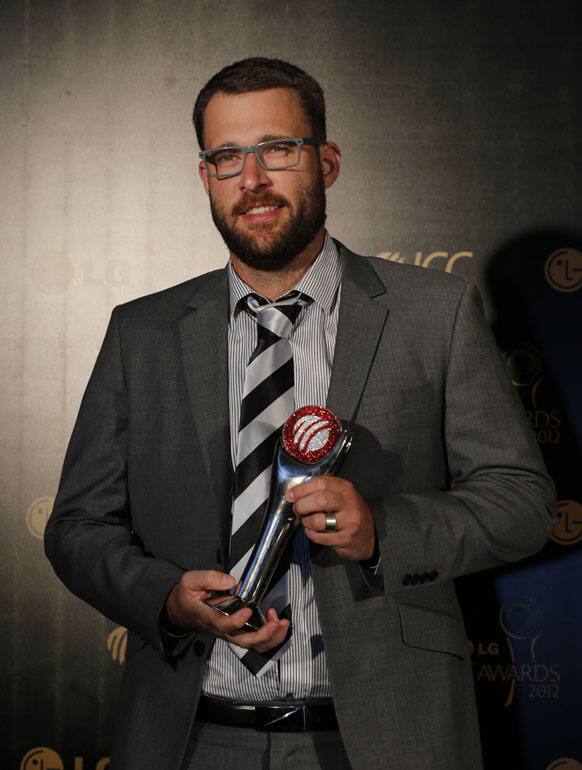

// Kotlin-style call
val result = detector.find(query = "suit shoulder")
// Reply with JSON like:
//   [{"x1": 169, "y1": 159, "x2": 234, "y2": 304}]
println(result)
[
  {"x1": 363, "y1": 254, "x2": 469, "y2": 297},
  {"x1": 338, "y1": 241, "x2": 473, "y2": 310},
  {"x1": 336, "y1": 240, "x2": 469, "y2": 298},
  {"x1": 112, "y1": 268, "x2": 226, "y2": 323}
]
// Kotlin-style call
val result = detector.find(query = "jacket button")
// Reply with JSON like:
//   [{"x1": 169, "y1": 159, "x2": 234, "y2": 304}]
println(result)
[
  {"x1": 193, "y1": 641, "x2": 205, "y2": 657},
  {"x1": 402, "y1": 575, "x2": 411, "y2": 586}
]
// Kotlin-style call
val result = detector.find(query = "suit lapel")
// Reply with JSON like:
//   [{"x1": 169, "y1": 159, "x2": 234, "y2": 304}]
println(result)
[
  {"x1": 326, "y1": 243, "x2": 390, "y2": 421},
  {"x1": 179, "y1": 269, "x2": 231, "y2": 545}
]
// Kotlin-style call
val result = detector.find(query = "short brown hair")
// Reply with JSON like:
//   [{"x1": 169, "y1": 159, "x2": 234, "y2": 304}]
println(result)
[{"x1": 193, "y1": 57, "x2": 326, "y2": 149}]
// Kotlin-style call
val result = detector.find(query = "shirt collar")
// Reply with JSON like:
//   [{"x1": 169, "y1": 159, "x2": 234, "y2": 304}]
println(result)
[{"x1": 228, "y1": 232, "x2": 341, "y2": 321}]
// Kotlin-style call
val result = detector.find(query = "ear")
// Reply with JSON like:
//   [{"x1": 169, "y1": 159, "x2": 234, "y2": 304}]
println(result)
[
  {"x1": 319, "y1": 141, "x2": 341, "y2": 189},
  {"x1": 198, "y1": 160, "x2": 210, "y2": 195}
]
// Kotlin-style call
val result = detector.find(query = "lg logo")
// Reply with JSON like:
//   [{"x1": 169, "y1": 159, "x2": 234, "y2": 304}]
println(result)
[
  {"x1": 545, "y1": 248, "x2": 582, "y2": 293},
  {"x1": 20, "y1": 748, "x2": 109, "y2": 770}
]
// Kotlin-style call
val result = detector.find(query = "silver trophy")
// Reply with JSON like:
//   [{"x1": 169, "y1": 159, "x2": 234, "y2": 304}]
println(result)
[{"x1": 207, "y1": 405, "x2": 352, "y2": 631}]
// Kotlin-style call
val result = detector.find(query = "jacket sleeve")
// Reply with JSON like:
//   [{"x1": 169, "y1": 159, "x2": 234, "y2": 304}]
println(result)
[
  {"x1": 44, "y1": 307, "x2": 187, "y2": 659},
  {"x1": 375, "y1": 282, "x2": 556, "y2": 593}
]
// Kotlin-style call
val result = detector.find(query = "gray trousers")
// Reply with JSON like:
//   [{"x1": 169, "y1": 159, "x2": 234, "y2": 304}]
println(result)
[{"x1": 183, "y1": 722, "x2": 353, "y2": 770}]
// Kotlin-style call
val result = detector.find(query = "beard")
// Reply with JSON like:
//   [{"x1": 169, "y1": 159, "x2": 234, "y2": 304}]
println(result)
[{"x1": 209, "y1": 170, "x2": 327, "y2": 272}]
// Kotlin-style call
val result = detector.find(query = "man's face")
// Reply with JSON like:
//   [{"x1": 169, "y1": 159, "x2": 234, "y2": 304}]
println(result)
[{"x1": 199, "y1": 88, "x2": 337, "y2": 271}]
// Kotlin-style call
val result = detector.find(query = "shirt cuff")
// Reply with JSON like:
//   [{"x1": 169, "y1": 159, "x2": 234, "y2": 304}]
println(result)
[
  {"x1": 362, "y1": 554, "x2": 383, "y2": 576},
  {"x1": 359, "y1": 532, "x2": 381, "y2": 574}
]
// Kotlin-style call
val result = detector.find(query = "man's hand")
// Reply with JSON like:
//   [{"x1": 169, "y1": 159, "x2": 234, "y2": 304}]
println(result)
[
  {"x1": 287, "y1": 476, "x2": 376, "y2": 561},
  {"x1": 165, "y1": 570, "x2": 289, "y2": 653}
]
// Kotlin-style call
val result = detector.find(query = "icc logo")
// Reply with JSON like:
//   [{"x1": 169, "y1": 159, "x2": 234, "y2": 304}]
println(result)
[
  {"x1": 499, "y1": 597, "x2": 543, "y2": 650},
  {"x1": 551, "y1": 500, "x2": 582, "y2": 546},
  {"x1": 107, "y1": 626, "x2": 127, "y2": 664},
  {"x1": 25, "y1": 496, "x2": 54, "y2": 540},
  {"x1": 376, "y1": 250, "x2": 473, "y2": 274},
  {"x1": 545, "y1": 248, "x2": 582, "y2": 292},
  {"x1": 504, "y1": 343, "x2": 543, "y2": 391},
  {"x1": 502, "y1": 343, "x2": 561, "y2": 445},
  {"x1": 475, "y1": 597, "x2": 560, "y2": 706},
  {"x1": 498, "y1": 597, "x2": 544, "y2": 707}
]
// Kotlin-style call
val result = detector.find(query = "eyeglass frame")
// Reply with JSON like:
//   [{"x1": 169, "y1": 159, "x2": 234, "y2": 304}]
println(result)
[{"x1": 199, "y1": 137, "x2": 323, "y2": 180}]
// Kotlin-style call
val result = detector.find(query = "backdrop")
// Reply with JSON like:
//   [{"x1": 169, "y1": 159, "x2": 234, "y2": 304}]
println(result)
[{"x1": 1, "y1": 1, "x2": 581, "y2": 769}]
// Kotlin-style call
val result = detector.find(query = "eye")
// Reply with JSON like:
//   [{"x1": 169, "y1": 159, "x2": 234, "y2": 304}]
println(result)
[
  {"x1": 210, "y1": 148, "x2": 243, "y2": 166},
  {"x1": 263, "y1": 141, "x2": 295, "y2": 155}
]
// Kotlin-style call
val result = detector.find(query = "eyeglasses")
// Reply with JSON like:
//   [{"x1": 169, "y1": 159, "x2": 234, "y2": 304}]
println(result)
[{"x1": 199, "y1": 137, "x2": 321, "y2": 180}]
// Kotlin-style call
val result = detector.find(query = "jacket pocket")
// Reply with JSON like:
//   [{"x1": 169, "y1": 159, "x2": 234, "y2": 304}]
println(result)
[{"x1": 399, "y1": 603, "x2": 469, "y2": 660}]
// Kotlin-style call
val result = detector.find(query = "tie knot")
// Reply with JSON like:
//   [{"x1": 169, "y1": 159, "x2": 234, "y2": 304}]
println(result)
[{"x1": 245, "y1": 291, "x2": 310, "y2": 340}]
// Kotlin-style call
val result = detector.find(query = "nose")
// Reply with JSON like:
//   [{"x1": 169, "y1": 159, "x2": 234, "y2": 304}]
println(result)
[{"x1": 239, "y1": 150, "x2": 271, "y2": 192}]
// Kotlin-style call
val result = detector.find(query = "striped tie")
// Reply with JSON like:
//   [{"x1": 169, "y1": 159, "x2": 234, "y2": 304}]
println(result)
[{"x1": 228, "y1": 290, "x2": 310, "y2": 676}]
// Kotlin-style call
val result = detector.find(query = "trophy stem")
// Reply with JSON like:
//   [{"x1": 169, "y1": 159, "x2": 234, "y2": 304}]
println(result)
[
  {"x1": 207, "y1": 429, "x2": 352, "y2": 631},
  {"x1": 211, "y1": 496, "x2": 295, "y2": 629}
]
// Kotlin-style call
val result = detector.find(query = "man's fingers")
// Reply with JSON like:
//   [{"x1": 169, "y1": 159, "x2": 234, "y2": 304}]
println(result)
[
  {"x1": 223, "y1": 617, "x2": 290, "y2": 652},
  {"x1": 167, "y1": 572, "x2": 292, "y2": 653},
  {"x1": 181, "y1": 600, "x2": 255, "y2": 637},
  {"x1": 253, "y1": 621, "x2": 290, "y2": 653},
  {"x1": 181, "y1": 569, "x2": 236, "y2": 593},
  {"x1": 301, "y1": 511, "x2": 338, "y2": 532},
  {"x1": 171, "y1": 572, "x2": 292, "y2": 652},
  {"x1": 209, "y1": 606, "x2": 254, "y2": 635},
  {"x1": 303, "y1": 526, "x2": 350, "y2": 548},
  {"x1": 286, "y1": 476, "x2": 340, "y2": 503},
  {"x1": 286, "y1": 477, "x2": 376, "y2": 561},
  {"x1": 166, "y1": 570, "x2": 237, "y2": 629},
  {"x1": 292, "y1": 490, "x2": 343, "y2": 517}
]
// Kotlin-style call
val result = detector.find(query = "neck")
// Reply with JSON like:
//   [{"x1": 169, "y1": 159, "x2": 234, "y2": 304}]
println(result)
[{"x1": 229, "y1": 229, "x2": 326, "y2": 301}]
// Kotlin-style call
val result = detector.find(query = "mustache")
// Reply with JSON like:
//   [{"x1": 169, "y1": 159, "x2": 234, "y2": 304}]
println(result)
[{"x1": 233, "y1": 193, "x2": 289, "y2": 216}]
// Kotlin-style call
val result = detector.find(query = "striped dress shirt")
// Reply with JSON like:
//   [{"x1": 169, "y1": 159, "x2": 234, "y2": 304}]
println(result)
[{"x1": 202, "y1": 232, "x2": 341, "y2": 702}]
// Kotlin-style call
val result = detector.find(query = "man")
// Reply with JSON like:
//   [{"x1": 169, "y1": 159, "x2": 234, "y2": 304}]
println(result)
[{"x1": 45, "y1": 58, "x2": 555, "y2": 770}]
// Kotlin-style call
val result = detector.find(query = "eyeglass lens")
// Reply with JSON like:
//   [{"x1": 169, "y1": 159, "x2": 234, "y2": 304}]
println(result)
[{"x1": 207, "y1": 139, "x2": 302, "y2": 178}]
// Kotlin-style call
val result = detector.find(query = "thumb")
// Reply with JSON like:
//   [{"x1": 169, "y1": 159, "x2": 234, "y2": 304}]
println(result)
[{"x1": 182, "y1": 569, "x2": 236, "y2": 593}]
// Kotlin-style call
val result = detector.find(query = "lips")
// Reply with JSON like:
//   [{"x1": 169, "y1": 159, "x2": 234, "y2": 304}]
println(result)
[
  {"x1": 236, "y1": 200, "x2": 286, "y2": 226},
  {"x1": 244, "y1": 205, "x2": 280, "y2": 216},
  {"x1": 234, "y1": 195, "x2": 287, "y2": 217}
]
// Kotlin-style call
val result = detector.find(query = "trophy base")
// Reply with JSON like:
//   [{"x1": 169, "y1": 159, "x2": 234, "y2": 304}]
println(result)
[{"x1": 207, "y1": 595, "x2": 266, "y2": 633}]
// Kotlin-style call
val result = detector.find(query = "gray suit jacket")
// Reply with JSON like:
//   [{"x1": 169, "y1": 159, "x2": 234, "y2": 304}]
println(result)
[{"x1": 45, "y1": 242, "x2": 555, "y2": 770}]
